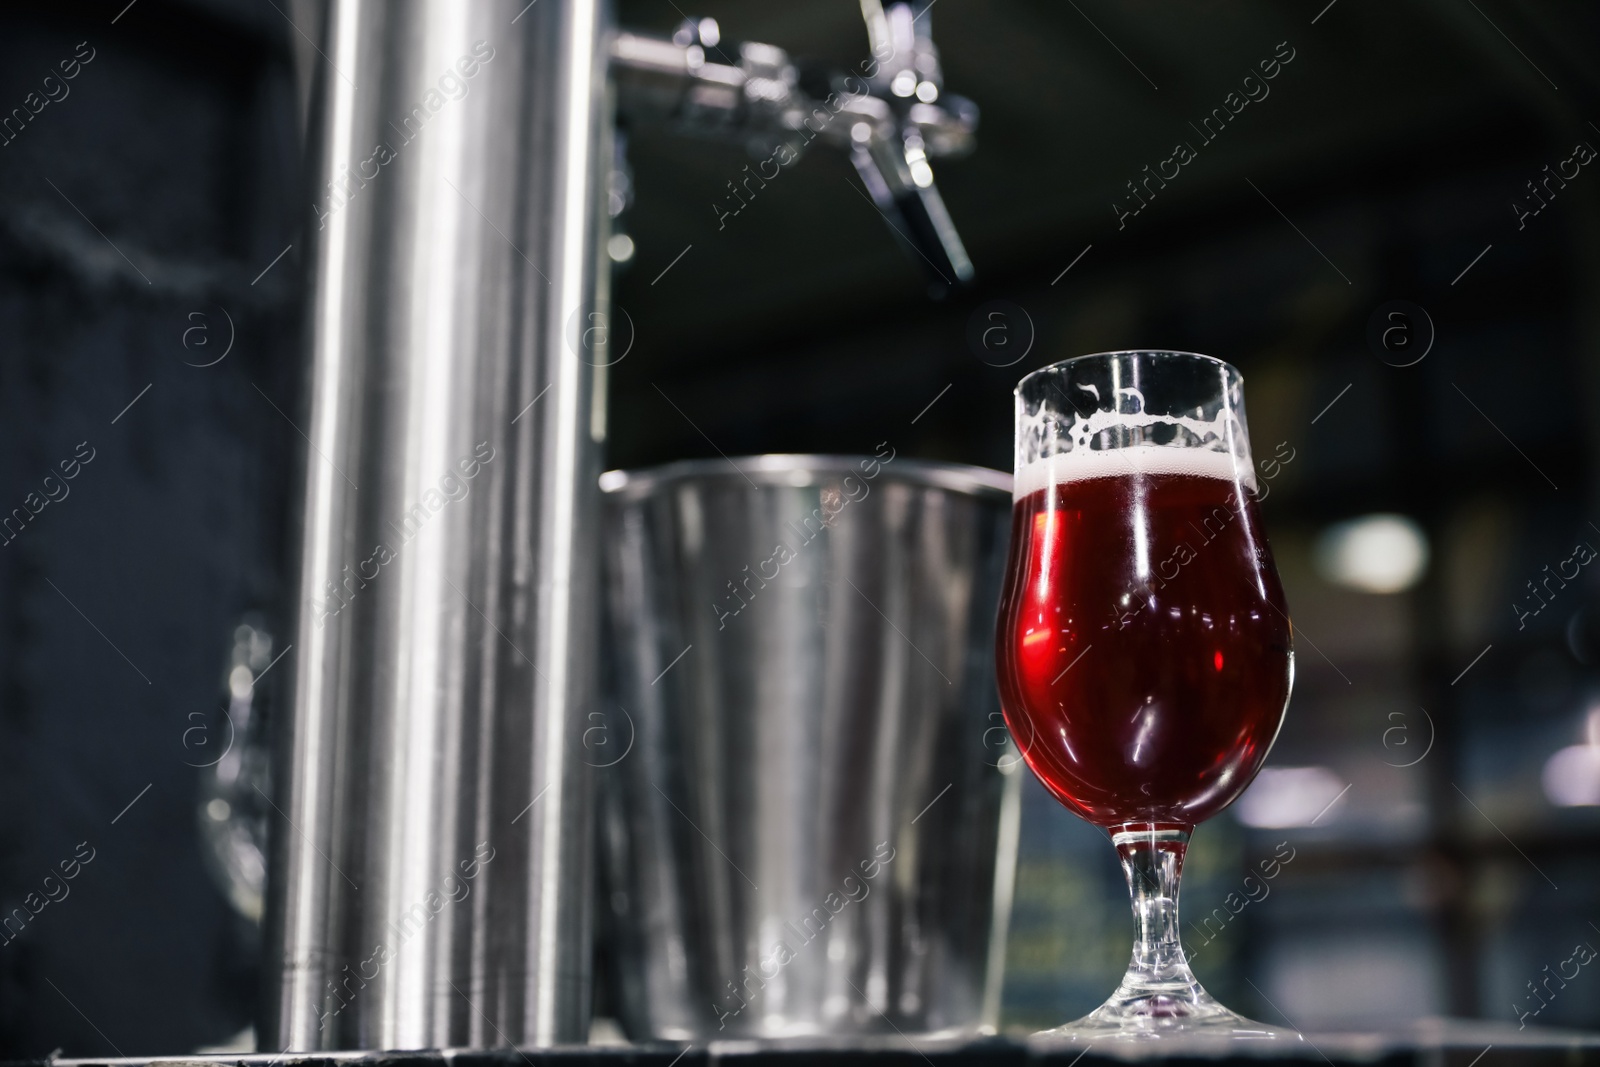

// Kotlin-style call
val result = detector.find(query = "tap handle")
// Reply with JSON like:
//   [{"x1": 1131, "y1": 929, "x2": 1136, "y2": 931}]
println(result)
[{"x1": 850, "y1": 142, "x2": 973, "y2": 296}]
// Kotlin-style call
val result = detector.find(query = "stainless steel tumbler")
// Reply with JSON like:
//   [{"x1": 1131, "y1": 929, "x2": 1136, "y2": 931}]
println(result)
[{"x1": 597, "y1": 453, "x2": 1022, "y2": 1040}]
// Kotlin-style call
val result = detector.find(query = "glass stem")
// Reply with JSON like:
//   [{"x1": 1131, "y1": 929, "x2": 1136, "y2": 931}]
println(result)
[
  {"x1": 1110, "y1": 824, "x2": 1204, "y2": 1003},
  {"x1": 1063, "y1": 824, "x2": 1268, "y2": 1032}
]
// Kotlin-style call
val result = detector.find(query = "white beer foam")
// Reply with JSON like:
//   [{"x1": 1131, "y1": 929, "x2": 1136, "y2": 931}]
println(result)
[{"x1": 1014, "y1": 445, "x2": 1249, "y2": 499}]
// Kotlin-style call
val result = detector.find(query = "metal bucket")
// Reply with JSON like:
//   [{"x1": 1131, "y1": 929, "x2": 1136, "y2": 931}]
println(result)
[{"x1": 596, "y1": 453, "x2": 1022, "y2": 1040}]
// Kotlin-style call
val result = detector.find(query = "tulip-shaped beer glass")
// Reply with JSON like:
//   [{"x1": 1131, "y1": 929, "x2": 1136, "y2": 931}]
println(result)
[{"x1": 996, "y1": 351, "x2": 1296, "y2": 1040}]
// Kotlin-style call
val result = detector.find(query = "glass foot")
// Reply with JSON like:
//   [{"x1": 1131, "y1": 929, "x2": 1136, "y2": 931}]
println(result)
[
  {"x1": 1036, "y1": 976, "x2": 1300, "y2": 1041},
  {"x1": 1034, "y1": 825, "x2": 1302, "y2": 1043}
]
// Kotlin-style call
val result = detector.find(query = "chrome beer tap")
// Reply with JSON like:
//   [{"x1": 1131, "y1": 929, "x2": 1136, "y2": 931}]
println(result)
[{"x1": 609, "y1": 0, "x2": 978, "y2": 292}]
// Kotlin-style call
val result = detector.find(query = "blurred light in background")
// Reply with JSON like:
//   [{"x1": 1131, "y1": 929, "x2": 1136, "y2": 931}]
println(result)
[
  {"x1": 1313, "y1": 513, "x2": 1430, "y2": 594},
  {"x1": 607, "y1": 233, "x2": 636, "y2": 263},
  {"x1": 1542, "y1": 709, "x2": 1600, "y2": 807},
  {"x1": 1234, "y1": 766, "x2": 1348, "y2": 829}
]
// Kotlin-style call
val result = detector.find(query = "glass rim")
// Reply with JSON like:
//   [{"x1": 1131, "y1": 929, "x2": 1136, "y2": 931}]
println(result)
[{"x1": 1015, "y1": 350, "x2": 1241, "y2": 397}]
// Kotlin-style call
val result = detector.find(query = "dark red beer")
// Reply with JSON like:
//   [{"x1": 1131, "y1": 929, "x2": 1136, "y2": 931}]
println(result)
[{"x1": 995, "y1": 453, "x2": 1292, "y2": 830}]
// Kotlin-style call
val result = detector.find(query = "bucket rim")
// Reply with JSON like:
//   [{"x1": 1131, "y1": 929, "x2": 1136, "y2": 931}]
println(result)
[{"x1": 600, "y1": 453, "x2": 1012, "y2": 501}]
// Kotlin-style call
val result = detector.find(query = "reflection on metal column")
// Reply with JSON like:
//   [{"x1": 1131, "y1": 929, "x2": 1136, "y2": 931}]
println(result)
[{"x1": 263, "y1": 0, "x2": 608, "y2": 1050}]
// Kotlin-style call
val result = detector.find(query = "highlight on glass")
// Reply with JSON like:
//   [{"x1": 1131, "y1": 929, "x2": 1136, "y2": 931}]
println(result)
[{"x1": 995, "y1": 350, "x2": 1296, "y2": 1040}]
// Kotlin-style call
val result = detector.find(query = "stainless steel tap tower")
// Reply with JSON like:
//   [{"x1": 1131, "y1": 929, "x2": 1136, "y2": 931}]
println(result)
[{"x1": 263, "y1": 0, "x2": 609, "y2": 1049}]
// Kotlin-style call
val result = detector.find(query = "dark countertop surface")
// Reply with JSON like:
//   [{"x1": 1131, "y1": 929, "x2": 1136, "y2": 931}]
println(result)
[{"x1": 15, "y1": 1021, "x2": 1600, "y2": 1067}]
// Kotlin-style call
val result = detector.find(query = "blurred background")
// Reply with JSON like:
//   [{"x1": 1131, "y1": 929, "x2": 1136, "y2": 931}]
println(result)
[{"x1": 2, "y1": 0, "x2": 1600, "y2": 1054}]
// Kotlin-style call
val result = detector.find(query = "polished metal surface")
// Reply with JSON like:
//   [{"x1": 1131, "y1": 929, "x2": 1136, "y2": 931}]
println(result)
[
  {"x1": 264, "y1": 0, "x2": 610, "y2": 1049},
  {"x1": 598, "y1": 455, "x2": 1022, "y2": 1040},
  {"x1": 195, "y1": 619, "x2": 277, "y2": 926},
  {"x1": 609, "y1": 1, "x2": 978, "y2": 290}
]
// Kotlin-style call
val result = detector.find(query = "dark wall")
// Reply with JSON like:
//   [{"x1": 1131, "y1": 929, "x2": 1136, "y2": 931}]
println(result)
[{"x1": 0, "y1": 1, "x2": 301, "y2": 1054}]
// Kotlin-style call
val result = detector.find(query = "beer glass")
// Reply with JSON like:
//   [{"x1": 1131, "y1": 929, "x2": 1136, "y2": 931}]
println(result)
[{"x1": 995, "y1": 351, "x2": 1296, "y2": 1040}]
